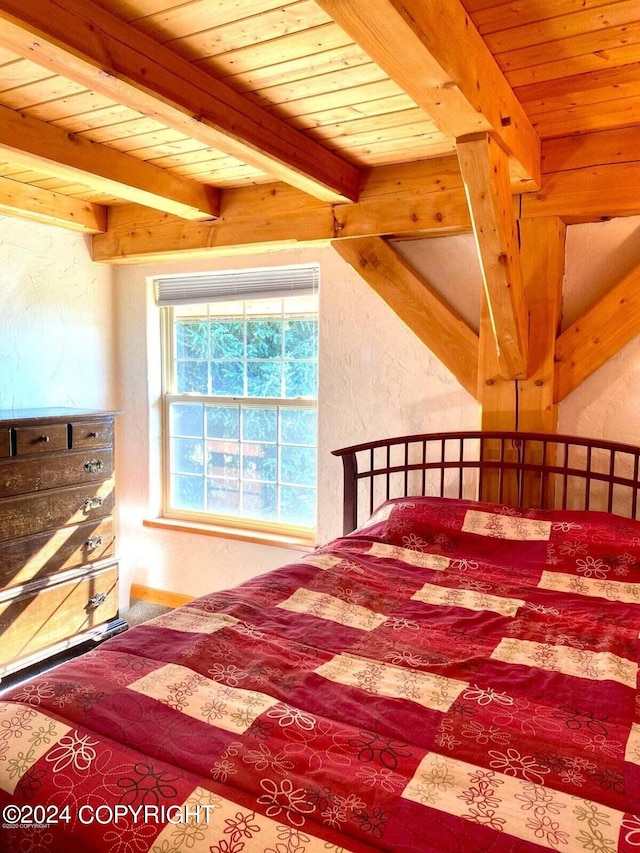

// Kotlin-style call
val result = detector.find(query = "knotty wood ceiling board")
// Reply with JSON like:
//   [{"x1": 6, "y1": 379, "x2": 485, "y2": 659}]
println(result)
[
  {"x1": 0, "y1": 0, "x2": 638, "y2": 214},
  {"x1": 462, "y1": 0, "x2": 640, "y2": 138}
]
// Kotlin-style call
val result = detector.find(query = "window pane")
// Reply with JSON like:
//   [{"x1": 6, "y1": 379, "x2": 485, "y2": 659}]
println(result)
[
  {"x1": 206, "y1": 440, "x2": 240, "y2": 477},
  {"x1": 246, "y1": 299, "x2": 282, "y2": 316},
  {"x1": 242, "y1": 407, "x2": 277, "y2": 442},
  {"x1": 243, "y1": 442, "x2": 277, "y2": 482},
  {"x1": 246, "y1": 319, "x2": 282, "y2": 359},
  {"x1": 210, "y1": 320, "x2": 244, "y2": 359},
  {"x1": 172, "y1": 474, "x2": 204, "y2": 511},
  {"x1": 206, "y1": 405, "x2": 239, "y2": 440},
  {"x1": 172, "y1": 437, "x2": 204, "y2": 474},
  {"x1": 247, "y1": 361, "x2": 283, "y2": 397},
  {"x1": 281, "y1": 445, "x2": 316, "y2": 486},
  {"x1": 284, "y1": 361, "x2": 317, "y2": 398},
  {"x1": 243, "y1": 481, "x2": 277, "y2": 521},
  {"x1": 165, "y1": 289, "x2": 318, "y2": 531},
  {"x1": 284, "y1": 318, "x2": 317, "y2": 359},
  {"x1": 207, "y1": 478, "x2": 240, "y2": 514},
  {"x1": 171, "y1": 403, "x2": 203, "y2": 437},
  {"x1": 280, "y1": 409, "x2": 316, "y2": 445},
  {"x1": 176, "y1": 320, "x2": 208, "y2": 359},
  {"x1": 177, "y1": 360, "x2": 208, "y2": 394},
  {"x1": 210, "y1": 361, "x2": 244, "y2": 396},
  {"x1": 280, "y1": 485, "x2": 316, "y2": 527}
]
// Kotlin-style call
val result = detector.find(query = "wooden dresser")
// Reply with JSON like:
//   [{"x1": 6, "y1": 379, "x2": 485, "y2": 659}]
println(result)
[{"x1": 0, "y1": 408, "x2": 127, "y2": 680}]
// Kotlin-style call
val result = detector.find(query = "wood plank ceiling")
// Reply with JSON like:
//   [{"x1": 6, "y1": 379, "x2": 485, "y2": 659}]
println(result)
[{"x1": 0, "y1": 0, "x2": 638, "y2": 213}]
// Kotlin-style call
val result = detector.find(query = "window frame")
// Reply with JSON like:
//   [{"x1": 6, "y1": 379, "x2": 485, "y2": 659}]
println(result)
[{"x1": 159, "y1": 295, "x2": 319, "y2": 540}]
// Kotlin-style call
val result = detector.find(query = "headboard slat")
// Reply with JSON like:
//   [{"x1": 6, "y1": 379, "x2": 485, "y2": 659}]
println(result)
[{"x1": 333, "y1": 431, "x2": 640, "y2": 534}]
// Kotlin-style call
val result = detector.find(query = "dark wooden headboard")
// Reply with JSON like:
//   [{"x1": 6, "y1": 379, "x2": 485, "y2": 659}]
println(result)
[{"x1": 332, "y1": 431, "x2": 640, "y2": 534}]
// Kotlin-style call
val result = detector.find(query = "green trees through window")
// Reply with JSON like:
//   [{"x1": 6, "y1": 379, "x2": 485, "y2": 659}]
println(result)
[{"x1": 166, "y1": 296, "x2": 318, "y2": 531}]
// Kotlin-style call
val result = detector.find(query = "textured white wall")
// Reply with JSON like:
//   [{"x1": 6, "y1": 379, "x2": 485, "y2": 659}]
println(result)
[
  {"x1": 114, "y1": 245, "x2": 480, "y2": 600},
  {"x1": 0, "y1": 216, "x2": 115, "y2": 410},
  {"x1": 558, "y1": 216, "x2": 640, "y2": 443}
]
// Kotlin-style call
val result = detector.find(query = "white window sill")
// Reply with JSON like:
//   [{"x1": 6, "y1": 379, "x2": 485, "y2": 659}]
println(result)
[{"x1": 143, "y1": 517, "x2": 316, "y2": 552}]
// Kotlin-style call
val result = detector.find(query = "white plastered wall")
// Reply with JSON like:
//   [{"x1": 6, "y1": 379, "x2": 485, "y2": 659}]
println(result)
[
  {"x1": 558, "y1": 216, "x2": 640, "y2": 442},
  {"x1": 114, "y1": 244, "x2": 480, "y2": 602},
  {"x1": 0, "y1": 216, "x2": 115, "y2": 411}
]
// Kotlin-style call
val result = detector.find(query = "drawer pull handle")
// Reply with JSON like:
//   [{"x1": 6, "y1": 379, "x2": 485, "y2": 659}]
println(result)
[
  {"x1": 88, "y1": 431, "x2": 99, "y2": 438},
  {"x1": 38, "y1": 435, "x2": 50, "y2": 443},
  {"x1": 86, "y1": 592, "x2": 107, "y2": 611},
  {"x1": 84, "y1": 459, "x2": 104, "y2": 473},
  {"x1": 83, "y1": 496, "x2": 103, "y2": 511},
  {"x1": 85, "y1": 536, "x2": 103, "y2": 551}
]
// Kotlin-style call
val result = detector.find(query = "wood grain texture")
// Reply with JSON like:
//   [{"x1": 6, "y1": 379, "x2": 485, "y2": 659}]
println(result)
[
  {"x1": 521, "y1": 160, "x2": 640, "y2": 222},
  {"x1": 0, "y1": 450, "x2": 114, "y2": 498},
  {"x1": 0, "y1": 0, "x2": 361, "y2": 202},
  {"x1": 317, "y1": 0, "x2": 540, "y2": 186},
  {"x1": 0, "y1": 104, "x2": 219, "y2": 219},
  {"x1": 457, "y1": 133, "x2": 528, "y2": 379},
  {"x1": 0, "y1": 174, "x2": 105, "y2": 232},
  {"x1": 0, "y1": 565, "x2": 118, "y2": 666},
  {"x1": 332, "y1": 236, "x2": 479, "y2": 398},
  {"x1": 0, "y1": 479, "x2": 115, "y2": 542},
  {"x1": 555, "y1": 259, "x2": 640, "y2": 402},
  {"x1": 517, "y1": 216, "x2": 566, "y2": 432},
  {"x1": 0, "y1": 517, "x2": 115, "y2": 590},
  {"x1": 92, "y1": 158, "x2": 473, "y2": 262}
]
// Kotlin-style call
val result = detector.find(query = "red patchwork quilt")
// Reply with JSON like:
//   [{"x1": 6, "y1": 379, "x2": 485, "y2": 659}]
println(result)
[{"x1": 1, "y1": 496, "x2": 640, "y2": 852}]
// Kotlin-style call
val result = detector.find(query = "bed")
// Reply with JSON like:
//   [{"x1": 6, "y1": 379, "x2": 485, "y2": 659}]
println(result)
[{"x1": 1, "y1": 430, "x2": 640, "y2": 852}]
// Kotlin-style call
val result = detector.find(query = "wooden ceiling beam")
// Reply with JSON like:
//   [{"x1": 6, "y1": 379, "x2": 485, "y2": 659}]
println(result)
[
  {"x1": 0, "y1": 0, "x2": 361, "y2": 204},
  {"x1": 332, "y1": 237, "x2": 479, "y2": 398},
  {"x1": 91, "y1": 158, "x2": 472, "y2": 263},
  {"x1": 555, "y1": 260, "x2": 640, "y2": 403},
  {"x1": 89, "y1": 142, "x2": 640, "y2": 262},
  {"x1": 457, "y1": 133, "x2": 528, "y2": 379},
  {"x1": 0, "y1": 175, "x2": 105, "y2": 233},
  {"x1": 316, "y1": 0, "x2": 540, "y2": 190},
  {"x1": 525, "y1": 128, "x2": 640, "y2": 223},
  {"x1": 0, "y1": 105, "x2": 219, "y2": 220}
]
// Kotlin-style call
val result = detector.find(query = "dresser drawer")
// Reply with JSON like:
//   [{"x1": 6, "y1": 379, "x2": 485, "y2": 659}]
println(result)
[
  {"x1": 71, "y1": 419, "x2": 114, "y2": 450},
  {"x1": 0, "y1": 564, "x2": 118, "y2": 667},
  {"x1": 15, "y1": 423, "x2": 68, "y2": 455},
  {"x1": 0, "y1": 429, "x2": 10, "y2": 458},
  {"x1": 0, "y1": 516, "x2": 115, "y2": 591},
  {"x1": 0, "y1": 478, "x2": 115, "y2": 542},
  {"x1": 0, "y1": 448, "x2": 114, "y2": 498}
]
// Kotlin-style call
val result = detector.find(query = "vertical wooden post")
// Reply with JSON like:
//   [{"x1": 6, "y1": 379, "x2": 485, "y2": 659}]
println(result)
[
  {"x1": 518, "y1": 216, "x2": 566, "y2": 506},
  {"x1": 458, "y1": 133, "x2": 528, "y2": 379},
  {"x1": 478, "y1": 296, "x2": 519, "y2": 504},
  {"x1": 477, "y1": 215, "x2": 566, "y2": 506},
  {"x1": 518, "y1": 217, "x2": 566, "y2": 433}
]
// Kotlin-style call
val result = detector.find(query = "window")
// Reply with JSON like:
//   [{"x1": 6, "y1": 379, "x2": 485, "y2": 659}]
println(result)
[{"x1": 158, "y1": 265, "x2": 319, "y2": 538}]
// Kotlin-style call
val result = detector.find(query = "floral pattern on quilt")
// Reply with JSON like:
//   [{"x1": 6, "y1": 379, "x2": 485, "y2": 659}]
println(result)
[{"x1": 1, "y1": 496, "x2": 640, "y2": 852}]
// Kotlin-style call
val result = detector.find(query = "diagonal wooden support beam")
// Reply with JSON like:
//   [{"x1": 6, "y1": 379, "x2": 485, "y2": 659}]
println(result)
[
  {"x1": 316, "y1": 0, "x2": 540, "y2": 189},
  {"x1": 555, "y1": 259, "x2": 640, "y2": 402},
  {"x1": 332, "y1": 236, "x2": 479, "y2": 398},
  {"x1": 457, "y1": 133, "x2": 528, "y2": 380},
  {"x1": 0, "y1": 0, "x2": 361, "y2": 203},
  {"x1": 0, "y1": 174, "x2": 105, "y2": 233},
  {"x1": 0, "y1": 105, "x2": 219, "y2": 220}
]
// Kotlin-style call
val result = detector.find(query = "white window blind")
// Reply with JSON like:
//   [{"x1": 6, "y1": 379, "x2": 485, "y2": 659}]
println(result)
[{"x1": 155, "y1": 264, "x2": 319, "y2": 306}]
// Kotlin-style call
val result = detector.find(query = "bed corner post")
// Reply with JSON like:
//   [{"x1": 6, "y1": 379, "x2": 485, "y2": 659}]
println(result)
[{"x1": 341, "y1": 452, "x2": 358, "y2": 535}]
